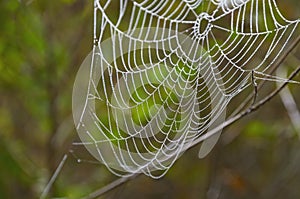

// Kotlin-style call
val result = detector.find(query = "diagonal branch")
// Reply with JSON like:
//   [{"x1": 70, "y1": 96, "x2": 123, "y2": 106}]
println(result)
[
  {"x1": 82, "y1": 174, "x2": 138, "y2": 199},
  {"x1": 81, "y1": 64, "x2": 300, "y2": 199},
  {"x1": 232, "y1": 34, "x2": 300, "y2": 116}
]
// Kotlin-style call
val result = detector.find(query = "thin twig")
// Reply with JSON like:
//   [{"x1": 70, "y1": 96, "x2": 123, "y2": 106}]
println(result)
[
  {"x1": 191, "y1": 65, "x2": 300, "y2": 147},
  {"x1": 40, "y1": 154, "x2": 68, "y2": 199},
  {"x1": 277, "y1": 67, "x2": 300, "y2": 137},
  {"x1": 232, "y1": 34, "x2": 300, "y2": 116},
  {"x1": 82, "y1": 65, "x2": 300, "y2": 199},
  {"x1": 251, "y1": 70, "x2": 258, "y2": 106},
  {"x1": 81, "y1": 174, "x2": 138, "y2": 199},
  {"x1": 248, "y1": 65, "x2": 300, "y2": 113}
]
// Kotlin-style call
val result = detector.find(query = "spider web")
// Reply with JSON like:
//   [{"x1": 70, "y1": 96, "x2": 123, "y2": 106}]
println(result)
[{"x1": 72, "y1": 0, "x2": 300, "y2": 178}]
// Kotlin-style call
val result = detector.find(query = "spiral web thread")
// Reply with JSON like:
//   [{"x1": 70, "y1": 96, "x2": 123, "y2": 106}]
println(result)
[{"x1": 72, "y1": 0, "x2": 300, "y2": 178}]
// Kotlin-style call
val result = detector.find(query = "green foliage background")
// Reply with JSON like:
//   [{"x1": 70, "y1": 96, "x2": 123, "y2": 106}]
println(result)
[{"x1": 0, "y1": 0, "x2": 300, "y2": 198}]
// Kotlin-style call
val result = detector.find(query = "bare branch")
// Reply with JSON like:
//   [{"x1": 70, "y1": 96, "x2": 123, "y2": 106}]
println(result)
[
  {"x1": 81, "y1": 174, "x2": 138, "y2": 199},
  {"x1": 277, "y1": 67, "x2": 300, "y2": 136},
  {"x1": 232, "y1": 34, "x2": 300, "y2": 116},
  {"x1": 251, "y1": 70, "x2": 258, "y2": 106},
  {"x1": 82, "y1": 64, "x2": 300, "y2": 199},
  {"x1": 40, "y1": 154, "x2": 68, "y2": 199}
]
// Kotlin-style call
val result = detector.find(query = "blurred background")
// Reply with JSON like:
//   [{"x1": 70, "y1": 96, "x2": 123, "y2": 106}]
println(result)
[{"x1": 0, "y1": 0, "x2": 300, "y2": 198}]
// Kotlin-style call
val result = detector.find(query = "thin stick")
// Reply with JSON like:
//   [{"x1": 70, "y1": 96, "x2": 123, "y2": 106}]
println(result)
[
  {"x1": 277, "y1": 67, "x2": 300, "y2": 137},
  {"x1": 40, "y1": 154, "x2": 68, "y2": 199},
  {"x1": 251, "y1": 70, "x2": 258, "y2": 106},
  {"x1": 190, "y1": 65, "x2": 300, "y2": 147},
  {"x1": 250, "y1": 65, "x2": 300, "y2": 113},
  {"x1": 82, "y1": 65, "x2": 300, "y2": 199},
  {"x1": 232, "y1": 34, "x2": 300, "y2": 116},
  {"x1": 81, "y1": 174, "x2": 138, "y2": 199}
]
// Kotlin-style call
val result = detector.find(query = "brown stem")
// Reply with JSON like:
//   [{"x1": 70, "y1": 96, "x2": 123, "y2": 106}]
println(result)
[
  {"x1": 232, "y1": 34, "x2": 300, "y2": 116},
  {"x1": 81, "y1": 64, "x2": 300, "y2": 199}
]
